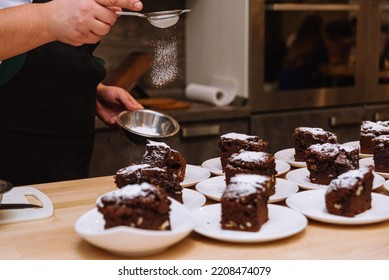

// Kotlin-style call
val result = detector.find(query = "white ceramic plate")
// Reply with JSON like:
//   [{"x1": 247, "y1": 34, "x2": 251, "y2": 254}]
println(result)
[
  {"x1": 274, "y1": 148, "x2": 306, "y2": 168},
  {"x1": 201, "y1": 157, "x2": 223, "y2": 176},
  {"x1": 343, "y1": 140, "x2": 372, "y2": 158},
  {"x1": 201, "y1": 157, "x2": 291, "y2": 177},
  {"x1": 285, "y1": 168, "x2": 385, "y2": 191},
  {"x1": 181, "y1": 164, "x2": 211, "y2": 187},
  {"x1": 286, "y1": 189, "x2": 389, "y2": 225},
  {"x1": 275, "y1": 160, "x2": 291, "y2": 176},
  {"x1": 384, "y1": 180, "x2": 389, "y2": 192},
  {"x1": 75, "y1": 199, "x2": 194, "y2": 257},
  {"x1": 195, "y1": 176, "x2": 299, "y2": 203},
  {"x1": 192, "y1": 204, "x2": 307, "y2": 243},
  {"x1": 359, "y1": 157, "x2": 389, "y2": 179},
  {"x1": 182, "y1": 189, "x2": 206, "y2": 209},
  {"x1": 195, "y1": 176, "x2": 225, "y2": 201}
]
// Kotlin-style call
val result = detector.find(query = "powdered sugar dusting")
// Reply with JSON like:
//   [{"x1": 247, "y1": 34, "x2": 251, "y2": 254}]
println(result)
[
  {"x1": 230, "y1": 174, "x2": 270, "y2": 186},
  {"x1": 298, "y1": 127, "x2": 327, "y2": 135},
  {"x1": 232, "y1": 151, "x2": 271, "y2": 163},
  {"x1": 224, "y1": 183, "x2": 259, "y2": 197},
  {"x1": 222, "y1": 133, "x2": 253, "y2": 141},
  {"x1": 361, "y1": 120, "x2": 389, "y2": 136},
  {"x1": 99, "y1": 183, "x2": 155, "y2": 205},
  {"x1": 147, "y1": 140, "x2": 169, "y2": 148},
  {"x1": 373, "y1": 135, "x2": 389, "y2": 148},
  {"x1": 342, "y1": 144, "x2": 359, "y2": 153},
  {"x1": 308, "y1": 143, "x2": 339, "y2": 157},
  {"x1": 229, "y1": 174, "x2": 269, "y2": 193},
  {"x1": 308, "y1": 143, "x2": 358, "y2": 156},
  {"x1": 150, "y1": 34, "x2": 178, "y2": 87},
  {"x1": 374, "y1": 135, "x2": 389, "y2": 141},
  {"x1": 117, "y1": 164, "x2": 150, "y2": 175},
  {"x1": 130, "y1": 126, "x2": 160, "y2": 136},
  {"x1": 296, "y1": 127, "x2": 337, "y2": 141},
  {"x1": 327, "y1": 166, "x2": 373, "y2": 190}
]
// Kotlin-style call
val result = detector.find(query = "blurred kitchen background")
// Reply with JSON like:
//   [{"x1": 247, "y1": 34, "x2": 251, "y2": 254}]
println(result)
[{"x1": 90, "y1": 0, "x2": 389, "y2": 177}]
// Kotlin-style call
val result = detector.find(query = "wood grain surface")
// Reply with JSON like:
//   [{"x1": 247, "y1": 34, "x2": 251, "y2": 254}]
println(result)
[{"x1": 1, "y1": 175, "x2": 389, "y2": 260}]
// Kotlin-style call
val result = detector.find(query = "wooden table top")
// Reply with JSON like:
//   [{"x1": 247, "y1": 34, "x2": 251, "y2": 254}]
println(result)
[{"x1": 1, "y1": 174, "x2": 389, "y2": 260}]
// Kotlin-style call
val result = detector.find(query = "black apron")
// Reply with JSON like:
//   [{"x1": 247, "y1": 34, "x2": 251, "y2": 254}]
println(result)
[{"x1": 0, "y1": 0, "x2": 106, "y2": 185}]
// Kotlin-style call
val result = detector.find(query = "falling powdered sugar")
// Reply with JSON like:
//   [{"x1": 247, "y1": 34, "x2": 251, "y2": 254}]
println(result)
[{"x1": 150, "y1": 35, "x2": 179, "y2": 88}]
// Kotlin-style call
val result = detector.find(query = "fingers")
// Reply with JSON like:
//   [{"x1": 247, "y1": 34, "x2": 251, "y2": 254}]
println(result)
[
  {"x1": 122, "y1": 92, "x2": 144, "y2": 110},
  {"x1": 89, "y1": 0, "x2": 143, "y2": 38},
  {"x1": 95, "y1": 0, "x2": 143, "y2": 11},
  {"x1": 75, "y1": 1, "x2": 121, "y2": 43},
  {"x1": 91, "y1": 4, "x2": 118, "y2": 35}
]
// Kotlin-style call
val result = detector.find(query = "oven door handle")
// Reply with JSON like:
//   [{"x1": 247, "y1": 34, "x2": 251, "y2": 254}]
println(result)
[
  {"x1": 330, "y1": 114, "x2": 364, "y2": 127},
  {"x1": 266, "y1": 4, "x2": 360, "y2": 12}
]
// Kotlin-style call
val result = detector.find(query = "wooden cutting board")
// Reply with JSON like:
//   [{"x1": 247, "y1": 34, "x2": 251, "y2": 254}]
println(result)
[
  {"x1": 138, "y1": 98, "x2": 191, "y2": 110},
  {"x1": 0, "y1": 187, "x2": 54, "y2": 224},
  {"x1": 104, "y1": 52, "x2": 153, "y2": 90}
]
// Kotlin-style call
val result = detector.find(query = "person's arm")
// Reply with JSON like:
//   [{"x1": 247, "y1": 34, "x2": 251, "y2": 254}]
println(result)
[{"x1": 0, "y1": 0, "x2": 143, "y2": 60}]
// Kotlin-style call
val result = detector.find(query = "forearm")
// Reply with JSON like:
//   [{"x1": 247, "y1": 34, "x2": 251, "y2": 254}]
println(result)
[
  {"x1": 0, "y1": 4, "x2": 54, "y2": 60},
  {"x1": 0, "y1": 0, "x2": 144, "y2": 61}
]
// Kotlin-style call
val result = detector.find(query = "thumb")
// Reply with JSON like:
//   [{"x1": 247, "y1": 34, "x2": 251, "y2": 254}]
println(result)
[{"x1": 96, "y1": 0, "x2": 143, "y2": 11}]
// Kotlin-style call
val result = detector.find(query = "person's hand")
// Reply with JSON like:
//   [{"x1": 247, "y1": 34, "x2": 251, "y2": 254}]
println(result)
[
  {"x1": 44, "y1": 0, "x2": 143, "y2": 46},
  {"x1": 96, "y1": 83, "x2": 143, "y2": 126}
]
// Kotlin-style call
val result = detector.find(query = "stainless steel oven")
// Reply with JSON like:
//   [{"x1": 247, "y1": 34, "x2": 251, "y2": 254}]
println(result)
[{"x1": 249, "y1": 0, "x2": 389, "y2": 113}]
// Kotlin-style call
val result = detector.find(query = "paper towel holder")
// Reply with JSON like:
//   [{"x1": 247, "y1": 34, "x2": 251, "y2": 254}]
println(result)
[{"x1": 210, "y1": 76, "x2": 238, "y2": 105}]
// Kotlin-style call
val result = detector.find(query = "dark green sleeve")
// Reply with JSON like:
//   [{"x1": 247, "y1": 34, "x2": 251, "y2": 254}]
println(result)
[
  {"x1": 93, "y1": 56, "x2": 106, "y2": 66},
  {"x1": 0, "y1": 53, "x2": 27, "y2": 85}
]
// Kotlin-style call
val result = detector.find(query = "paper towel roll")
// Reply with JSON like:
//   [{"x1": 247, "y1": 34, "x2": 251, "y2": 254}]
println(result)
[{"x1": 185, "y1": 79, "x2": 237, "y2": 107}]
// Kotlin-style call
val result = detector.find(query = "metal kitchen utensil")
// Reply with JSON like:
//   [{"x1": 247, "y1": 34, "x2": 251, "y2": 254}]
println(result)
[
  {"x1": 116, "y1": 109, "x2": 180, "y2": 144},
  {"x1": 117, "y1": 9, "x2": 191, "y2": 28},
  {"x1": 0, "y1": 203, "x2": 42, "y2": 210}
]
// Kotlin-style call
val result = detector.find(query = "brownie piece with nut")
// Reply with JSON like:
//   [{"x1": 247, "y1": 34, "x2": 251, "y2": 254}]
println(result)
[
  {"x1": 114, "y1": 164, "x2": 151, "y2": 188},
  {"x1": 224, "y1": 150, "x2": 276, "y2": 195},
  {"x1": 360, "y1": 120, "x2": 389, "y2": 154},
  {"x1": 325, "y1": 166, "x2": 373, "y2": 217},
  {"x1": 97, "y1": 183, "x2": 171, "y2": 230},
  {"x1": 218, "y1": 132, "x2": 268, "y2": 171},
  {"x1": 372, "y1": 135, "x2": 389, "y2": 173},
  {"x1": 114, "y1": 164, "x2": 183, "y2": 203},
  {"x1": 142, "y1": 140, "x2": 186, "y2": 182},
  {"x1": 292, "y1": 127, "x2": 337, "y2": 162},
  {"x1": 220, "y1": 174, "x2": 270, "y2": 232},
  {"x1": 306, "y1": 143, "x2": 359, "y2": 185}
]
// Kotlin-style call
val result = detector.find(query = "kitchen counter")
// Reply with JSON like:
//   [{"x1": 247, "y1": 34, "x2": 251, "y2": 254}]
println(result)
[
  {"x1": 1, "y1": 175, "x2": 389, "y2": 260},
  {"x1": 95, "y1": 102, "x2": 251, "y2": 130},
  {"x1": 162, "y1": 102, "x2": 251, "y2": 123}
]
